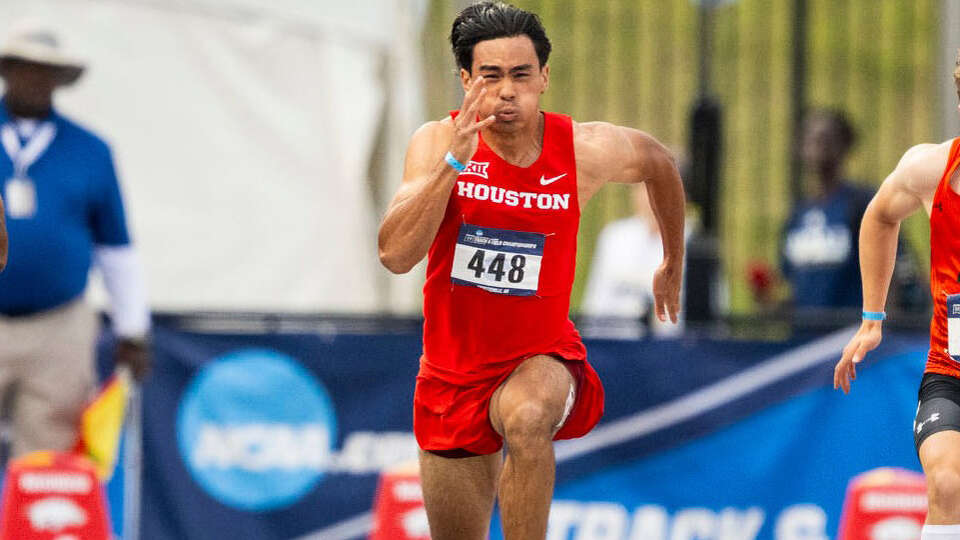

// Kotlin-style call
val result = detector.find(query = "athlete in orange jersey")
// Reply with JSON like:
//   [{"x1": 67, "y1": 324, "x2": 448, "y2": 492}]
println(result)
[
  {"x1": 378, "y1": 3, "x2": 685, "y2": 539},
  {"x1": 835, "y1": 53, "x2": 960, "y2": 540}
]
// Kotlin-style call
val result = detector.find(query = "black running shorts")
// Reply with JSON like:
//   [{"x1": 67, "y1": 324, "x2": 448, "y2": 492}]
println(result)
[{"x1": 914, "y1": 372, "x2": 960, "y2": 453}]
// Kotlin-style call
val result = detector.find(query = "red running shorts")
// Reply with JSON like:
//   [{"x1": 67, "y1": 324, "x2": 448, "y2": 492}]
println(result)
[{"x1": 413, "y1": 357, "x2": 605, "y2": 456}]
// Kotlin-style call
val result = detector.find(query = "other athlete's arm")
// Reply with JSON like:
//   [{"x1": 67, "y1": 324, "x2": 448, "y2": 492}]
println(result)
[
  {"x1": 835, "y1": 142, "x2": 948, "y2": 393},
  {"x1": 378, "y1": 78, "x2": 495, "y2": 274},
  {"x1": 576, "y1": 123, "x2": 686, "y2": 322}
]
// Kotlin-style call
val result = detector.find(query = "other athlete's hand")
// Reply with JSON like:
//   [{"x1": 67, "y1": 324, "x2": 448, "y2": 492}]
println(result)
[
  {"x1": 653, "y1": 260, "x2": 682, "y2": 324},
  {"x1": 449, "y1": 77, "x2": 496, "y2": 163},
  {"x1": 834, "y1": 321, "x2": 882, "y2": 394}
]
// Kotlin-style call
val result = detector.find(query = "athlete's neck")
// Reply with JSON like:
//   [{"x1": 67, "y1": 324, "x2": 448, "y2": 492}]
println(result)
[{"x1": 482, "y1": 112, "x2": 545, "y2": 168}]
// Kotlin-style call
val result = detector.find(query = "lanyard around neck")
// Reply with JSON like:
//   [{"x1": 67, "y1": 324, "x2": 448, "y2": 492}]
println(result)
[{"x1": 0, "y1": 121, "x2": 57, "y2": 178}]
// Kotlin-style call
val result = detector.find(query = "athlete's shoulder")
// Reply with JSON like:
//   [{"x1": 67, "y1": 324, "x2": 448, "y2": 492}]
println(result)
[
  {"x1": 411, "y1": 117, "x2": 455, "y2": 141},
  {"x1": 573, "y1": 121, "x2": 675, "y2": 188},
  {"x1": 572, "y1": 121, "x2": 650, "y2": 164},
  {"x1": 878, "y1": 139, "x2": 954, "y2": 203},
  {"x1": 899, "y1": 140, "x2": 950, "y2": 167},
  {"x1": 899, "y1": 139, "x2": 953, "y2": 183},
  {"x1": 406, "y1": 117, "x2": 455, "y2": 154},
  {"x1": 572, "y1": 122, "x2": 632, "y2": 182},
  {"x1": 572, "y1": 120, "x2": 630, "y2": 145},
  {"x1": 401, "y1": 118, "x2": 456, "y2": 180},
  {"x1": 573, "y1": 121, "x2": 667, "y2": 153}
]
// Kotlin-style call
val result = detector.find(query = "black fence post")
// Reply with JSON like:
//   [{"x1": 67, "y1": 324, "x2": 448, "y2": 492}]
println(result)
[{"x1": 685, "y1": 1, "x2": 724, "y2": 324}]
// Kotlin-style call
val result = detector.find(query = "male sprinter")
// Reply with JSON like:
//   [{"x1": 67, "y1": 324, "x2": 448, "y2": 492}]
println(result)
[
  {"x1": 378, "y1": 3, "x2": 685, "y2": 539},
  {"x1": 835, "y1": 53, "x2": 960, "y2": 540}
]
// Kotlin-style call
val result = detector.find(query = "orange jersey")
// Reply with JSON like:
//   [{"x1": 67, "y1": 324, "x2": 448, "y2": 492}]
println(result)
[{"x1": 926, "y1": 137, "x2": 960, "y2": 377}]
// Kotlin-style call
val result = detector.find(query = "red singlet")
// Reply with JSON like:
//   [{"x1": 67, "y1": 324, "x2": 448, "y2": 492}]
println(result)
[
  {"x1": 422, "y1": 111, "x2": 587, "y2": 382},
  {"x1": 927, "y1": 137, "x2": 960, "y2": 378},
  {"x1": 413, "y1": 111, "x2": 604, "y2": 454}
]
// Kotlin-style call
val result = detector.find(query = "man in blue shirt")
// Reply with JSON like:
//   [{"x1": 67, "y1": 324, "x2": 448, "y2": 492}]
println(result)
[
  {"x1": 779, "y1": 109, "x2": 926, "y2": 314},
  {"x1": 0, "y1": 25, "x2": 149, "y2": 457},
  {"x1": 780, "y1": 110, "x2": 873, "y2": 310}
]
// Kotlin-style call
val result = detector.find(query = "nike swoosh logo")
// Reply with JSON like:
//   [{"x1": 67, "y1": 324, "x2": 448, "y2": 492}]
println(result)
[{"x1": 539, "y1": 173, "x2": 567, "y2": 186}]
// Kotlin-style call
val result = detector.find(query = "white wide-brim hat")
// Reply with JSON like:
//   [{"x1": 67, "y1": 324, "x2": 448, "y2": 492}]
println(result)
[{"x1": 0, "y1": 24, "x2": 85, "y2": 85}]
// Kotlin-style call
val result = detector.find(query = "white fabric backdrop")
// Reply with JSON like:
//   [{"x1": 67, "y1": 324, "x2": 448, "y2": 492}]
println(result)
[{"x1": 0, "y1": 0, "x2": 426, "y2": 313}]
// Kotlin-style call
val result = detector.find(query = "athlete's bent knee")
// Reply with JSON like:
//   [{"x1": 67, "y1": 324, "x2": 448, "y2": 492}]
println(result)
[
  {"x1": 928, "y1": 467, "x2": 960, "y2": 518},
  {"x1": 502, "y1": 401, "x2": 555, "y2": 447}
]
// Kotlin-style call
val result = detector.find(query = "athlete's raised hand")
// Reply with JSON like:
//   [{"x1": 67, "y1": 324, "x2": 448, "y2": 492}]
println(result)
[
  {"x1": 834, "y1": 321, "x2": 883, "y2": 394},
  {"x1": 449, "y1": 77, "x2": 497, "y2": 163},
  {"x1": 652, "y1": 260, "x2": 682, "y2": 324}
]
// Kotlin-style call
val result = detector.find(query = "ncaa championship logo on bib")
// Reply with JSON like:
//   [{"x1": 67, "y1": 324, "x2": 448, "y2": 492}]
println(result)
[
  {"x1": 176, "y1": 349, "x2": 337, "y2": 511},
  {"x1": 451, "y1": 224, "x2": 544, "y2": 296}
]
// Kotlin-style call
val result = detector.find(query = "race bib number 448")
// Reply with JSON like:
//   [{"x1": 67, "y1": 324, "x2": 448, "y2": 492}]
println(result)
[{"x1": 451, "y1": 224, "x2": 544, "y2": 296}]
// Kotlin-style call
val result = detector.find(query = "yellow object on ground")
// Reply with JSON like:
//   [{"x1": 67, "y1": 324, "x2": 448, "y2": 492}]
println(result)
[{"x1": 75, "y1": 369, "x2": 131, "y2": 481}]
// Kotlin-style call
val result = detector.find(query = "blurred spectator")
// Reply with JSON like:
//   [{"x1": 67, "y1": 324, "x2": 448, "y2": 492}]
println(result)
[
  {"x1": 780, "y1": 109, "x2": 871, "y2": 310},
  {"x1": 0, "y1": 24, "x2": 150, "y2": 458},
  {"x1": 582, "y1": 183, "x2": 684, "y2": 337},
  {"x1": 752, "y1": 109, "x2": 926, "y2": 315}
]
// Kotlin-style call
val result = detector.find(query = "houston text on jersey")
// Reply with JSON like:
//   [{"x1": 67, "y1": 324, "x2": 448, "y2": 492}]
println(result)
[{"x1": 456, "y1": 180, "x2": 571, "y2": 211}]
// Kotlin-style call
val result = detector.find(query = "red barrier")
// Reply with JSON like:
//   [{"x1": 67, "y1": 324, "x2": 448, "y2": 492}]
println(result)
[
  {"x1": 838, "y1": 467, "x2": 927, "y2": 540},
  {"x1": 0, "y1": 451, "x2": 111, "y2": 540},
  {"x1": 370, "y1": 461, "x2": 430, "y2": 540}
]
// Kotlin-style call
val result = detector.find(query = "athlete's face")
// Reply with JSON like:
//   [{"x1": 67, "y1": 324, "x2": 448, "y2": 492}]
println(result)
[{"x1": 461, "y1": 35, "x2": 549, "y2": 133}]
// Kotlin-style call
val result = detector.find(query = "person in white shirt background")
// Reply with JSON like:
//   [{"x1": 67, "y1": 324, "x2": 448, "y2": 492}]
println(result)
[{"x1": 582, "y1": 183, "x2": 686, "y2": 338}]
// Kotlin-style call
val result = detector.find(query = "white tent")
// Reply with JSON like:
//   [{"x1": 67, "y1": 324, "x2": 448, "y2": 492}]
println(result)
[{"x1": 0, "y1": 0, "x2": 427, "y2": 313}]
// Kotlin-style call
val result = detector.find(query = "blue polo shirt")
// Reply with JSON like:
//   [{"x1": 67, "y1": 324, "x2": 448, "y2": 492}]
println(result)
[{"x1": 0, "y1": 101, "x2": 130, "y2": 315}]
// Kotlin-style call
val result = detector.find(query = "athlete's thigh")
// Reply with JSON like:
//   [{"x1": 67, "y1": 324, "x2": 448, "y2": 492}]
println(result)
[
  {"x1": 917, "y1": 402, "x2": 960, "y2": 473},
  {"x1": 920, "y1": 429, "x2": 960, "y2": 470},
  {"x1": 418, "y1": 449, "x2": 502, "y2": 540},
  {"x1": 489, "y1": 354, "x2": 575, "y2": 436}
]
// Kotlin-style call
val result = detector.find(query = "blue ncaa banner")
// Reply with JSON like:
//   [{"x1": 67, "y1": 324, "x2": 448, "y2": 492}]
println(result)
[
  {"x1": 139, "y1": 324, "x2": 422, "y2": 540},
  {"x1": 134, "y1": 320, "x2": 929, "y2": 540}
]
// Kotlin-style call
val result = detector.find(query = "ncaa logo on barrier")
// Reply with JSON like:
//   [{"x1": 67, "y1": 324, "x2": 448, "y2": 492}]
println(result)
[{"x1": 177, "y1": 348, "x2": 337, "y2": 511}]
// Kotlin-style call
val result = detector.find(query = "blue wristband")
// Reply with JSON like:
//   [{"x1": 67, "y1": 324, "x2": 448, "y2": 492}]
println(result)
[
  {"x1": 862, "y1": 311, "x2": 886, "y2": 321},
  {"x1": 445, "y1": 151, "x2": 467, "y2": 172}
]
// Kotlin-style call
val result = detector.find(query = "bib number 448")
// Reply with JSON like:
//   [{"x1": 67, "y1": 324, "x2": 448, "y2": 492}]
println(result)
[
  {"x1": 466, "y1": 250, "x2": 526, "y2": 283},
  {"x1": 450, "y1": 224, "x2": 544, "y2": 296}
]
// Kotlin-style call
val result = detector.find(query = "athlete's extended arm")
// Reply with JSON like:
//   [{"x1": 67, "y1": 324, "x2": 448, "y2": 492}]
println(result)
[
  {"x1": 378, "y1": 78, "x2": 495, "y2": 274},
  {"x1": 577, "y1": 124, "x2": 686, "y2": 322},
  {"x1": 834, "y1": 142, "x2": 946, "y2": 393},
  {"x1": 629, "y1": 132, "x2": 685, "y2": 323}
]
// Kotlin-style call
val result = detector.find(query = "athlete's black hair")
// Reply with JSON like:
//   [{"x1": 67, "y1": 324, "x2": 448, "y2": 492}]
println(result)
[{"x1": 450, "y1": 1, "x2": 551, "y2": 73}]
